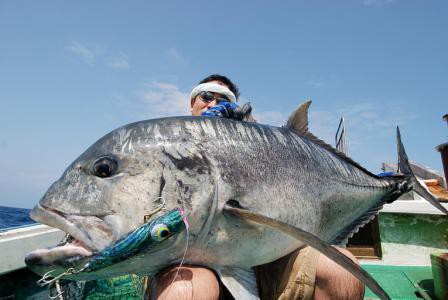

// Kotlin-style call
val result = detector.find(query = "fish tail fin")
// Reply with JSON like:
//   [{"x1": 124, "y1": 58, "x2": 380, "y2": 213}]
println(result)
[
  {"x1": 396, "y1": 127, "x2": 448, "y2": 214},
  {"x1": 396, "y1": 126, "x2": 413, "y2": 177}
]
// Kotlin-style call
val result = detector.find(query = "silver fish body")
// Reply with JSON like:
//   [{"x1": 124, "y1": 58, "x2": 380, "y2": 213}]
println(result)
[{"x1": 26, "y1": 115, "x2": 411, "y2": 282}]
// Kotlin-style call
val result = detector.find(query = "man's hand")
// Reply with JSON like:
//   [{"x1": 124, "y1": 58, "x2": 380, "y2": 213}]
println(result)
[{"x1": 201, "y1": 102, "x2": 253, "y2": 121}]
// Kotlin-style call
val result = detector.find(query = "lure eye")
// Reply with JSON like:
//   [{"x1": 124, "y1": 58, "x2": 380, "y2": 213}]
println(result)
[
  {"x1": 93, "y1": 156, "x2": 118, "y2": 178},
  {"x1": 151, "y1": 224, "x2": 171, "y2": 241}
]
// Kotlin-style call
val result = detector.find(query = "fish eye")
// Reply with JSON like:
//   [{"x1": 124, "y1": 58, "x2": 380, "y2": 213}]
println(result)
[
  {"x1": 151, "y1": 224, "x2": 171, "y2": 241},
  {"x1": 93, "y1": 156, "x2": 118, "y2": 178}
]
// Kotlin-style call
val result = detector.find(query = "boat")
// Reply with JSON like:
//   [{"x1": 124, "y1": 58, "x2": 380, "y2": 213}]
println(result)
[
  {"x1": 352, "y1": 171, "x2": 448, "y2": 299},
  {"x1": 342, "y1": 114, "x2": 448, "y2": 299}
]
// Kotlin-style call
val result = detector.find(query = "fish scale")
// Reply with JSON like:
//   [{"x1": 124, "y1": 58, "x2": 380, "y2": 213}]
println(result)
[
  {"x1": 26, "y1": 110, "x2": 445, "y2": 300},
  {"x1": 122, "y1": 117, "x2": 403, "y2": 242}
]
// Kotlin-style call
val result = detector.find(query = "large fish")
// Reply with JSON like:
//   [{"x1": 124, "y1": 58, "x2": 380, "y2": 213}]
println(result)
[{"x1": 25, "y1": 102, "x2": 447, "y2": 299}]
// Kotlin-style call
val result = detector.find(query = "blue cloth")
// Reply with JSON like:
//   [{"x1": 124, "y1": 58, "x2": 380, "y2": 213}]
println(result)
[
  {"x1": 377, "y1": 171, "x2": 395, "y2": 177},
  {"x1": 201, "y1": 102, "x2": 239, "y2": 119}
]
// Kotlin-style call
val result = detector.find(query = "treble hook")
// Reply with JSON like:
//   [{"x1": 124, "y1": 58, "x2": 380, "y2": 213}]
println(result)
[
  {"x1": 143, "y1": 197, "x2": 166, "y2": 223},
  {"x1": 36, "y1": 266, "x2": 85, "y2": 287},
  {"x1": 36, "y1": 269, "x2": 62, "y2": 287},
  {"x1": 37, "y1": 265, "x2": 88, "y2": 300}
]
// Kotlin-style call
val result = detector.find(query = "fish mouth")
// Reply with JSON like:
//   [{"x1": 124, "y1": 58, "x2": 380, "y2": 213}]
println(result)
[{"x1": 25, "y1": 204, "x2": 117, "y2": 271}]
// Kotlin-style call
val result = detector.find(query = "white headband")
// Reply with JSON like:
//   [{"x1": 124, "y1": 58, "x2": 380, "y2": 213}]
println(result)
[{"x1": 190, "y1": 83, "x2": 237, "y2": 103}]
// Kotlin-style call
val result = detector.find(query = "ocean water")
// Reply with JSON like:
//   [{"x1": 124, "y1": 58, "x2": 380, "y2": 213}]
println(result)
[{"x1": 0, "y1": 205, "x2": 36, "y2": 230}]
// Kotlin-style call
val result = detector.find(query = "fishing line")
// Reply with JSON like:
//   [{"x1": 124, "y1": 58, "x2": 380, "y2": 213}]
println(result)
[
  {"x1": 50, "y1": 280, "x2": 64, "y2": 300},
  {"x1": 167, "y1": 198, "x2": 190, "y2": 288},
  {"x1": 164, "y1": 178, "x2": 218, "y2": 295}
]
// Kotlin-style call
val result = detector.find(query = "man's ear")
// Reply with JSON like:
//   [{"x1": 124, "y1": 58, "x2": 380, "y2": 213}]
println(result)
[{"x1": 190, "y1": 98, "x2": 195, "y2": 109}]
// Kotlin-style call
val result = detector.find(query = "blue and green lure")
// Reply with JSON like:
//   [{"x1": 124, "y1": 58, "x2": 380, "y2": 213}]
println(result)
[
  {"x1": 81, "y1": 207, "x2": 188, "y2": 273},
  {"x1": 38, "y1": 208, "x2": 189, "y2": 288}
]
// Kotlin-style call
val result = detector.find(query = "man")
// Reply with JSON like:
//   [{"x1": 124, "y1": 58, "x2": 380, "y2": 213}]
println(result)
[
  {"x1": 151, "y1": 75, "x2": 364, "y2": 300},
  {"x1": 189, "y1": 74, "x2": 254, "y2": 122},
  {"x1": 190, "y1": 74, "x2": 241, "y2": 117}
]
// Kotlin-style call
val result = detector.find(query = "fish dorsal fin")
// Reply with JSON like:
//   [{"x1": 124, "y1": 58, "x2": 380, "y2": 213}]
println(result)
[
  {"x1": 284, "y1": 100, "x2": 375, "y2": 176},
  {"x1": 217, "y1": 267, "x2": 260, "y2": 300},
  {"x1": 284, "y1": 100, "x2": 312, "y2": 133}
]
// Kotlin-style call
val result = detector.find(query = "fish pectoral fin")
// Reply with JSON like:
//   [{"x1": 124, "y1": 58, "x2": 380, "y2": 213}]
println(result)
[
  {"x1": 223, "y1": 205, "x2": 391, "y2": 300},
  {"x1": 217, "y1": 267, "x2": 260, "y2": 300}
]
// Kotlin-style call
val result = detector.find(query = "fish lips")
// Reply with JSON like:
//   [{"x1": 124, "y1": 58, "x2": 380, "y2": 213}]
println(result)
[
  {"x1": 29, "y1": 204, "x2": 116, "y2": 251},
  {"x1": 25, "y1": 243, "x2": 92, "y2": 278},
  {"x1": 25, "y1": 204, "x2": 116, "y2": 276}
]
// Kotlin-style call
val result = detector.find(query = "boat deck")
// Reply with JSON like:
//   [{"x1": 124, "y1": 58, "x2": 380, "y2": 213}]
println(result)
[{"x1": 363, "y1": 264, "x2": 434, "y2": 299}]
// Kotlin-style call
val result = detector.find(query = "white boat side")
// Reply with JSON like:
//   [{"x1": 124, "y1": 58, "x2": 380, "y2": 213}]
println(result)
[
  {"x1": 361, "y1": 198, "x2": 448, "y2": 266},
  {"x1": 0, "y1": 224, "x2": 65, "y2": 275},
  {"x1": 381, "y1": 198, "x2": 448, "y2": 215}
]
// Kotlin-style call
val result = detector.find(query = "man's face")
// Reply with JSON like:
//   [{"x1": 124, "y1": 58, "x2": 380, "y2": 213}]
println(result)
[{"x1": 190, "y1": 80, "x2": 229, "y2": 116}]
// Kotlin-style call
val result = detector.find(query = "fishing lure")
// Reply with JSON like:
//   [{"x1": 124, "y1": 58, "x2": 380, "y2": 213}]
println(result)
[
  {"x1": 84, "y1": 207, "x2": 188, "y2": 272},
  {"x1": 38, "y1": 208, "x2": 188, "y2": 287}
]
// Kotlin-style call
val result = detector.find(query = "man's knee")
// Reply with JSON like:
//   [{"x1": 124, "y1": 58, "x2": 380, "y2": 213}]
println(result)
[
  {"x1": 151, "y1": 266, "x2": 220, "y2": 300},
  {"x1": 314, "y1": 247, "x2": 364, "y2": 300}
]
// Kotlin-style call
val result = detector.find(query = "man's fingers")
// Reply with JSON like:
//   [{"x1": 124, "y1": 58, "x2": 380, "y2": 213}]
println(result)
[{"x1": 235, "y1": 102, "x2": 253, "y2": 121}]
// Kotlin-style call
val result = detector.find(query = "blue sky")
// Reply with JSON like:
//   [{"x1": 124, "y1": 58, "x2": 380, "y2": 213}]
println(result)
[{"x1": 1, "y1": 0, "x2": 447, "y2": 208}]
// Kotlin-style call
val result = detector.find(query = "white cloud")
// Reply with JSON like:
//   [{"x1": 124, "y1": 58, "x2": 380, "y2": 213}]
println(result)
[
  {"x1": 66, "y1": 41, "x2": 101, "y2": 65},
  {"x1": 305, "y1": 76, "x2": 343, "y2": 89},
  {"x1": 308, "y1": 101, "x2": 417, "y2": 168},
  {"x1": 363, "y1": 0, "x2": 395, "y2": 6},
  {"x1": 167, "y1": 47, "x2": 187, "y2": 64},
  {"x1": 66, "y1": 41, "x2": 130, "y2": 70},
  {"x1": 246, "y1": 102, "x2": 412, "y2": 150},
  {"x1": 140, "y1": 82, "x2": 190, "y2": 118},
  {"x1": 254, "y1": 111, "x2": 286, "y2": 126},
  {"x1": 107, "y1": 53, "x2": 130, "y2": 69},
  {"x1": 309, "y1": 110, "x2": 340, "y2": 144},
  {"x1": 306, "y1": 80, "x2": 324, "y2": 89}
]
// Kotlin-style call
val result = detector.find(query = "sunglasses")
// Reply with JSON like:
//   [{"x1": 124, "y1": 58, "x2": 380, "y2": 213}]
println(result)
[{"x1": 198, "y1": 91, "x2": 229, "y2": 103}]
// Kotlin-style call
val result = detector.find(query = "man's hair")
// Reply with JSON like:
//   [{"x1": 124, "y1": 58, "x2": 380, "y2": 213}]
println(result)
[{"x1": 199, "y1": 74, "x2": 240, "y2": 100}]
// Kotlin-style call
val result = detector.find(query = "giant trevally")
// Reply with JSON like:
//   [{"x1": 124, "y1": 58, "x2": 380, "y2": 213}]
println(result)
[{"x1": 25, "y1": 101, "x2": 447, "y2": 299}]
